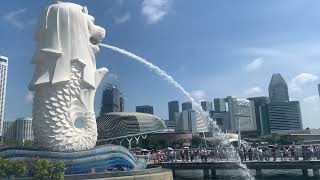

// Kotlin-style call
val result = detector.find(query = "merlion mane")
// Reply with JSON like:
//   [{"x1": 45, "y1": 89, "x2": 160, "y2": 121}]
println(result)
[{"x1": 29, "y1": 1, "x2": 107, "y2": 152}]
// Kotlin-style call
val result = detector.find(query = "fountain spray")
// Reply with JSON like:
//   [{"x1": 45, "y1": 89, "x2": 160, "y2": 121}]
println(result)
[{"x1": 99, "y1": 43, "x2": 255, "y2": 180}]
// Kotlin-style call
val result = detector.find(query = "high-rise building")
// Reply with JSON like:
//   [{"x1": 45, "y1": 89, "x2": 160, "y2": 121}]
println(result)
[
  {"x1": 182, "y1": 102, "x2": 192, "y2": 111},
  {"x1": 164, "y1": 120, "x2": 175, "y2": 130},
  {"x1": 264, "y1": 101, "x2": 303, "y2": 133},
  {"x1": 201, "y1": 101, "x2": 213, "y2": 111},
  {"x1": 120, "y1": 97, "x2": 124, "y2": 112},
  {"x1": 0, "y1": 56, "x2": 8, "y2": 138},
  {"x1": 180, "y1": 102, "x2": 206, "y2": 132},
  {"x1": 15, "y1": 117, "x2": 34, "y2": 141},
  {"x1": 260, "y1": 104, "x2": 270, "y2": 135},
  {"x1": 209, "y1": 111, "x2": 230, "y2": 132},
  {"x1": 175, "y1": 110, "x2": 197, "y2": 133},
  {"x1": 262, "y1": 74, "x2": 303, "y2": 134},
  {"x1": 168, "y1": 101, "x2": 179, "y2": 122},
  {"x1": 225, "y1": 97, "x2": 257, "y2": 132},
  {"x1": 3, "y1": 121, "x2": 15, "y2": 139},
  {"x1": 100, "y1": 84, "x2": 123, "y2": 115},
  {"x1": 214, "y1": 98, "x2": 226, "y2": 111},
  {"x1": 136, "y1": 105, "x2": 154, "y2": 115},
  {"x1": 318, "y1": 84, "x2": 320, "y2": 100},
  {"x1": 269, "y1": 73, "x2": 289, "y2": 102},
  {"x1": 247, "y1": 96, "x2": 270, "y2": 134},
  {"x1": 3, "y1": 117, "x2": 34, "y2": 142}
]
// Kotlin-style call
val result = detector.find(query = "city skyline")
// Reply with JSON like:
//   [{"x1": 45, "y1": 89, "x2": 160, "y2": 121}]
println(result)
[{"x1": 1, "y1": 0, "x2": 320, "y2": 129}]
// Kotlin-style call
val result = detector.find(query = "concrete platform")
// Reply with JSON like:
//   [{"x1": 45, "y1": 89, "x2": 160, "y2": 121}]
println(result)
[{"x1": 65, "y1": 167, "x2": 173, "y2": 180}]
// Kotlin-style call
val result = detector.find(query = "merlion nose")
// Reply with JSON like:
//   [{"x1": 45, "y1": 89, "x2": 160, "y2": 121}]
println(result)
[{"x1": 92, "y1": 26, "x2": 105, "y2": 42}]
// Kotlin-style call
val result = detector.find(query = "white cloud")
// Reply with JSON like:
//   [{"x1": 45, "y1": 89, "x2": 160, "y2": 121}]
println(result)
[
  {"x1": 303, "y1": 95, "x2": 320, "y2": 112},
  {"x1": 142, "y1": 0, "x2": 171, "y2": 24},
  {"x1": 244, "y1": 58, "x2": 264, "y2": 72},
  {"x1": 2, "y1": 8, "x2": 34, "y2": 29},
  {"x1": 25, "y1": 91, "x2": 34, "y2": 103},
  {"x1": 191, "y1": 90, "x2": 206, "y2": 100},
  {"x1": 290, "y1": 73, "x2": 318, "y2": 92},
  {"x1": 238, "y1": 42, "x2": 320, "y2": 73},
  {"x1": 244, "y1": 86, "x2": 263, "y2": 97},
  {"x1": 114, "y1": 12, "x2": 131, "y2": 24}
]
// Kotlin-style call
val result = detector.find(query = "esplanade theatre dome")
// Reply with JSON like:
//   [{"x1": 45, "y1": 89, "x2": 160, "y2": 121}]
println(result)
[{"x1": 97, "y1": 112, "x2": 167, "y2": 140}]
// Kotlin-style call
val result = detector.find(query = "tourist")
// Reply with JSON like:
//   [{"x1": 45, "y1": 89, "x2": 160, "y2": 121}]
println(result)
[
  {"x1": 290, "y1": 146, "x2": 296, "y2": 161},
  {"x1": 243, "y1": 147, "x2": 248, "y2": 161},
  {"x1": 239, "y1": 148, "x2": 244, "y2": 161},
  {"x1": 272, "y1": 147, "x2": 277, "y2": 161},
  {"x1": 200, "y1": 149, "x2": 205, "y2": 162},
  {"x1": 181, "y1": 149, "x2": 185, "y2": 162},
  {"x1": 248, "y1": 147, "x2": 253, "y2": 161},
  {"x1": 204, "y1": 149, "x2": 208, "y2": 162},
  {"x1": 280, "y1": 147, "x2": 284, "y2": 161},
  {"x1": 190, "y1": 150, "x2": 195, "y2": 162},
  {"x1": 258, "y1": 148, "x2": 263, "y2": 161},
  {"x1": 252, "y1": 146, "x2": 258, "y2": 161}
]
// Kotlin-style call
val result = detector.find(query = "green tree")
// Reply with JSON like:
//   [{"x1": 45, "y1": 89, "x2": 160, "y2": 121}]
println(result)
[
  {"x1": 11, "y1": 161, "x2": 27, "y2": 177},
  {"x1": 33, "y1": 159, "x2": 64, "y2": 180},
  {"x1": 33, "y1": 159, "x2": 52, "y2": 178},
  {"x1": 191, "y1": 135, "x2": 205, "y2": 148},
  {"x1": 0, "y1": 159, "x2": 10, "y2": 177},
  {"x1": 0, "y1": 159, "x2": 26, "y2": 178},
  {"x1": 51, "y1": 161, "x2": 65, "y2": 180}
]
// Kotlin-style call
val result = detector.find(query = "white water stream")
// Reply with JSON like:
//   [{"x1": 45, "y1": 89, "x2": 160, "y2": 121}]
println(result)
[{"x1": 99, "y1": 43, "x2": 254, "y2": 180}]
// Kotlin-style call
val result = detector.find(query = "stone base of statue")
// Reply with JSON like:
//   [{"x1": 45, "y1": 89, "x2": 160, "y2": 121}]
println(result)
[{"x1": 0, "y1": 145, "x2": 144, "y2": 174}]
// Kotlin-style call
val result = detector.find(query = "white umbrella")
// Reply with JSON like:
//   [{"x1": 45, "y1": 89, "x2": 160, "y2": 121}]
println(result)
[{"x1": 167, "y1": 147, "x2": 173, "y2": 151}]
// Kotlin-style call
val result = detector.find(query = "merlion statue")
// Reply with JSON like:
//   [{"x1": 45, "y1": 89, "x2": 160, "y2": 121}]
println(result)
[{"x1": 29, "y1": 1, "x2": 107, "y2": 152}]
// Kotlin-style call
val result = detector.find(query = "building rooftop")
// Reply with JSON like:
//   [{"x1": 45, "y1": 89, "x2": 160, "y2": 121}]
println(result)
[{"x1": 269, "y1": 73, "x2": 287, "y2": 86}]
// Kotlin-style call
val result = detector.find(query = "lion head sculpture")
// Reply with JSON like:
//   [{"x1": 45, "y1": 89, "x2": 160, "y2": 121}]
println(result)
[
  {"x1": 29, "y1": 1, "x2": 105, "y2": 90},
  {"x1": 29, "y1": 1, "x2": 107, "y2": 152}
]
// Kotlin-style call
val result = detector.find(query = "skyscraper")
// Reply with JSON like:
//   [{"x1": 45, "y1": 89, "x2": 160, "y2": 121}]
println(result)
[
  {"x1": 214, "y1": 98, "x2": 226, "y2": 111},
  {"x1": 266, "y1": 101, "x2": 302, "y2": 133},
  {"x1": 136, "y1": 105, "x2": 154, "y2": 115},
  {"x1": 120, "y1": 97, "x2": 124, "y2": 112},
  {"x1": 100, "y1": 84, "x2": 123, "y2": 115},
  {"x1": 3, "y1": 117, "x2": 34, "y2": 142},
  {"x1": 225, "y1": 97, "x2": 257, "y2": 132},
  {"x1": 0, "y1": 56, "x2": 8, "y2": 139},
  {"x1": 269, "y1": 73, "x2": 289, "y2": 102},
  {"x1": 175, "y1": 110, "x2": 197, "y2": 133},
  {"x1": 247, "y1": 96, "x2": 270, "y2": 134},
  {"x1": 318, "y1": 84, "x2": 320, "y2": 100},
  {"x1": 263, "y1": 73, "x2": 303, "y2": 134},
  {"x1": 180, "y1": 102, "x2": 208, "y2": 132},
  {"x1": 168, "y1": 101, "x2": 179, "y2": 122},
  {"x1": 3, "y1": 121, "x2": 15, "y2": 139},
  {"x1": 182, "y1": 102, "x2": 192, "y2": 111},
  {"x1": 201, "y1": 101, "x2": 213, "y2": 111},
  {"x1": 209, "y1": 111, "x2": 230, "y2": 132},
  {"x1": 15, "y1": 117, "x2": 34, "y2": 141}
]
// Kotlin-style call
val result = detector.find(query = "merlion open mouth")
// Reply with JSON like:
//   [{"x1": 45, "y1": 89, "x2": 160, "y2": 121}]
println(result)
[{"x1": 90, "y1": 37, "x2": 99, "y2": 45}]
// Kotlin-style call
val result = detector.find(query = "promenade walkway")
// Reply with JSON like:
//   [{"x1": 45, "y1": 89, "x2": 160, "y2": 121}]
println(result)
[{"x1": 147, "y1": 160, "x2": 320, "y2": 178}]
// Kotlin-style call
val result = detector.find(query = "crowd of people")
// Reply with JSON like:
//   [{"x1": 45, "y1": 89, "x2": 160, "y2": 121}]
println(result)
[
  {"x1": 132, "y1": 145, "x2": 320, "y2": 164},
  {"x1": 238, "y1": 145, "x2": 320, "y2": 162}
]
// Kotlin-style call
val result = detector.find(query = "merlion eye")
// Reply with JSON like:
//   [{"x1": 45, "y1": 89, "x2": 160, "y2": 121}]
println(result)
[{"x1": 82, "y1": 6, "x2": 88, "y2": 14}]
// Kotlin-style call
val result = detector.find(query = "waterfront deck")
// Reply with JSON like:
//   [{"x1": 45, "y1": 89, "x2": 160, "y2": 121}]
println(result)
[{"x1": 147, "y1": 160, "x2": 320, "y2": 178}]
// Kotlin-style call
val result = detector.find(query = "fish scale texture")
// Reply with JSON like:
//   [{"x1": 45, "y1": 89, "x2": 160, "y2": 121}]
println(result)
[{"x1": 32, "y1": 61, "x2": 97, "y2": 152}]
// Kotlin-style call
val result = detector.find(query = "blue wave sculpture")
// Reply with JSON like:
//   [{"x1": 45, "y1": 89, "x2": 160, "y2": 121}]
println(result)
[{"x1": 0, "y1": 145, "x2": 139, "y2": 174}]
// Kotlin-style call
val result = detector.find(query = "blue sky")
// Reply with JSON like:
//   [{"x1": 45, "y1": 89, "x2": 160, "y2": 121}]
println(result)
[{"x1": 1, "y1": 0, "x2": 320, "y2": 128}]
